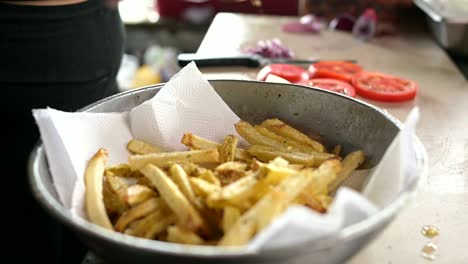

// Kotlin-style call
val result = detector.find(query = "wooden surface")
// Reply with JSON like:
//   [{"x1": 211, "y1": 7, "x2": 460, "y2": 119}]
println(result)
[{"x1": 197, "y1": 13, "x2": 468, "y2": 263}]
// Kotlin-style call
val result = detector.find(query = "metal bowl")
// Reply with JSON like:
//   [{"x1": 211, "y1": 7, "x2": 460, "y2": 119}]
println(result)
[{"x1": 29, "y1": 80, "x2": 427, "y2": 264}]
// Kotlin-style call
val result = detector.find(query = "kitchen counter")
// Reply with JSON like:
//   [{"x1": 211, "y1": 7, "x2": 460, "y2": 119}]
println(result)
[{"x1": 196, "y1": 12, "x2": 468, "y2": 264}]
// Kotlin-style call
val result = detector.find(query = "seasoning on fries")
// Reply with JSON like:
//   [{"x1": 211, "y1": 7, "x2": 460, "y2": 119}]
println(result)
[{"x1": 84, "y1": 119, "x2": 365, "y2": 246}]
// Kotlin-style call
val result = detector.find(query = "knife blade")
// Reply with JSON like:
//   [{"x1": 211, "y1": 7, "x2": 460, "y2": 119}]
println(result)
[{"x1": 178, "y1": 53, "x2": 356, "y2": 68}]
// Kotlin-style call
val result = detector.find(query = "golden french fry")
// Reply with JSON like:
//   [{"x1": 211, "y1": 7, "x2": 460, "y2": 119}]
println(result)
[
  {"x1": 328, "y1": 150, "x2": 365, "y2": 193},
  {"x1": 105, "y1": 163, "x2": 142, "y2": 178},
  {"x1": 302, "y1": 159, "x2": 341, "y2": 195},
  {"x1": 260, "y1": 118, "x2": 325, "y2": 152},
  {"x1": 126, "y1": 206, "x2": 175, "y2": 239},
  {"x1": 115, "y1": 197, "x2": 164, "y2": 232},
  {"x1": 169, "y1": 164, "x2": 197, "y2": 205},
  {"x1": 235, "y1": 121, "x2": 291, "y2": 151},
  {"x1": 168, "y1": 161, "x2": 199, "y2": 176},
  {"x1": 197, "y1": 169, "x2": 221, "y2": 186},
  {"x1": 300, "y1": 193, "x2": 327, "y2": 213},
  {"x1": 218, "y1": 135, "x2": 238, "y2": 163},
  {"x1": 247, "y1": 145, "x2": 335, "y2": 167},
  {"x1": 125, "y1": 184, "x2": 157, "y2": 206},
  {"x1": 102, "y1": 172, "x2": 129, "y2": 216},
  {"x1": 85, "y1": 148, "x2": 113, "y2": 230},
  {"x1": 140, "y1": 164, "x2": 205, "y2": 231},
  {"x1": 190, "y1": 178, "x2": 220, "y2": 198},
  {"x1": 127, "y1": 139, "x2": 162, "y2": 155},
  {"x1": 181, "y1": 133, "x2": 251, "y2": 161},
  {"x1": 215, "y1": 161, "x2": 248, "y2": 186},
  {"x1": 219, "y1": 189, "x2": 286, "y2": 246},
  {"x1": 332, "y1": 145, "x2": 342, "y2": 156},
  {"x1": 254, "y1": 125, "x2": 318, "y2": 154},
  {"x1": 206, "y1": 171, "x2": 259, "y2": 209},
  {"x1": 167, "y1": 226, "x2": 204, "y2": 245},
  {"x1": 129, "y1": 149, "x2": 219, "y2": 171},
  {"x1": 222, "y1": 206, "x2": 241, "y2": 233}
]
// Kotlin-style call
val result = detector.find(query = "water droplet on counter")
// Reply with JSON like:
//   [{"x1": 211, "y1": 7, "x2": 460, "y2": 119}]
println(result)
[
  {"x1": 421, "y1": 242, "x2": 438, "y2": 261},
  {"x1": 421, "y1": 225, "x2": 439, "y2": 238}
]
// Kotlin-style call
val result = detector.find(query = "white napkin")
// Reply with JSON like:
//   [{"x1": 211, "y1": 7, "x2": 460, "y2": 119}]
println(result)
[{"x1": 33, "y1": 62, "x2": 420, "y2": 250}]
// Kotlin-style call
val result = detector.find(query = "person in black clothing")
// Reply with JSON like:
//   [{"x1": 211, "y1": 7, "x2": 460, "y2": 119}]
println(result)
[{"x1": 0, "y1": 0, "x2": 124, "y2": 262}]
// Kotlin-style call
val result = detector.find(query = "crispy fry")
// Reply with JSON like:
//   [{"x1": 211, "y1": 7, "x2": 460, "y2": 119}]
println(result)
[
  {"x1": 169, "y1": 161, "x2": 199, "y2": 176},
  {"x1": 235, "y1": 121, "x2": 291, "y2": 151},
  {"x1": 301, "y1": 159, "x2": 341, "y2": 197},
  {"x1": 190, "y1": 178, "x2": 220, "y2": 198},
  {"x1": 260, "y1": 118, "x2": 325, "y2": 152},
  {"x1": 85, "y1": 148, "x2": 113, "y2": 230},
  {"x1": 129, "y1": 149, "x2": 219, "y2": 170},
  {"x1": 115, "y1": 197, "x2": 164, "y2": 232},
  {"x1": 218, "y1": 135, "x2": 238, "y2": 163},
  {"x1": 125, "y1": 184, "x2": 157, "y2": 206},
  {"x1": 247, "y1": 145, "x2": 335, "y2": 167},
  {"x1": 328, "y1": 150, "x2": 365, "y2": 193},
  {"x1": 126, "y1": 206, "x2": 176, "y2": 239},
  {"x1": 181, "y1": 133, "x2": 251, "y2": 161},
  {"x1": 197, "y1": 169, "x2": 221, "y2": 186},
  {"x1": 127, "y1": 139, "x2": 162, "y2": 155},
  {"x1": 206, "y1": 171, "x2": 260, "y2": 209},
  {"x1": 254, "y1": 125, "x2": 318, "y2": 154},
  {"x1": 140, "y1": 164, "x2": 204, "y2": 231},
  {"x1": 219, "y1": 189, "x2": 286, "y2": 246},
  {"x1": 169, "y1": 164, "x2": 197, "y2": 205},
  {"x1": 222, "y1": 206, "x2": 241, "y2": 233},
  {"x1": 167, "y1": 226, "x2": 204, "y2": 245},
  {"x1": 215, "y1": 161, "x2": 248, "y2": 185},
  {"x1": 332, "y1": 145, "x2": 342, "y2": 156},
  {"x1": 105, "y1": 163, "x2": 142, "y2": 178},
  {"x1": 102, "y1": 174, "x2": 128, "y2": 216}
]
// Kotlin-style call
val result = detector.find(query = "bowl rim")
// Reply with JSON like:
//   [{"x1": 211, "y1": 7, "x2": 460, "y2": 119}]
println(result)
[{"x1": 28, "y1": 79, "x2": 428, "y2": 257}]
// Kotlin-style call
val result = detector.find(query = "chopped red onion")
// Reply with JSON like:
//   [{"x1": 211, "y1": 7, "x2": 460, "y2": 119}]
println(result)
[{"x1": 243, "y1": 38, "x2": 294, "y2": 59}]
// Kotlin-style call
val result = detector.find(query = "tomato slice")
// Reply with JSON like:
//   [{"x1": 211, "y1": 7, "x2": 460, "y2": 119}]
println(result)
[
  {"x1": 257, "y1": 64, "x2": 309, "y2": 83},
  {"x1": 351, "y1": 72, "x2": 418, "y2": 102},
  {"x1": 309, "y1": 61, "x2": 363, "y2": 82},
  {"x1": 296, "y1": 78, "x2": 356, "y2": 97}
]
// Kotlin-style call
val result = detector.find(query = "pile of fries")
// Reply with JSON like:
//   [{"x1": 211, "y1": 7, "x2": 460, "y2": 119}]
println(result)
[{"x1": 84, "y1": 119, "x2": 365, "y2": 246}]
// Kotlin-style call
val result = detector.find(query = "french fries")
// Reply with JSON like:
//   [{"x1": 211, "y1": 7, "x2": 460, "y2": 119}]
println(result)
[
  {"x1": 84, "y1": 118, "x2": 365, "y2": 246},
  {"x1": 127, "y1": 139, "x2": 162, "y2": 154},
  {"x1": 247, "y1": 145, "x2": 335, "y2": 167},
  {"x1": 260, "y1": 118, "x2": 325, "y2": 152},
  {"x1": 328, "y1": 150, "x2": 365, "y2": 193},
  {"x1": 181, "y1": 133, "x2": 250, "y2": 161},
  {"x1": 129, "y1": 149, "x2": 219, "y2": 170},
  {"x1": 85, "y1": 148, "x2": 113, "y2": 230},
  {"x1": 140, "y1": 164, "x2": 205, "y2": 232},
  {"x1": 218, "y1": 135, "x2": 238, "y2": 163}
]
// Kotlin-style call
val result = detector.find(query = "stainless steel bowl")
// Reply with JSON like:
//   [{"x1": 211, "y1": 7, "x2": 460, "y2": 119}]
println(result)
[
  {"x1": 29, "y1": 80, "x2": 427, "y2": 264},
  {"x1": 415, "y1": 0, "x2": 468, "y2": 56}
]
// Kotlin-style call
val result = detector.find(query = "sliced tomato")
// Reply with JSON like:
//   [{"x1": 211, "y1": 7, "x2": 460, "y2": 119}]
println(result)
[
  {"x1": 309, "y1": 61, "x2": 363, "y2": 82},
  {"x1": 296, "y1": 78, "x2": 356, "y2": 97},
  {"x1": 351, "y1": 72, "x2": 418, "y2": 102},
  {"x1": 257, "y1": 64, "x2": 309, "y2": 83}
]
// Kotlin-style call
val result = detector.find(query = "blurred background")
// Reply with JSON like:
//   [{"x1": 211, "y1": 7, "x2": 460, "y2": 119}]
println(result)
[{"x1": 117, "y1": 0, "x2": 467, "y2": 91}]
